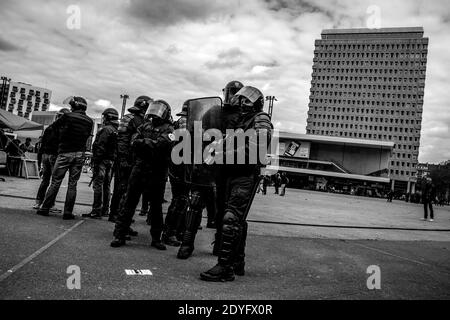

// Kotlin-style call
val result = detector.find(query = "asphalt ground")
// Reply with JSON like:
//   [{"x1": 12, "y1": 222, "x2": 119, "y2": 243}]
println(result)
[{"x1": 0, "y1": 174, "x2": 450, "y2": 300}]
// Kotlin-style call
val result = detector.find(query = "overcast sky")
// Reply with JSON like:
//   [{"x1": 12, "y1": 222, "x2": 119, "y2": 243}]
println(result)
[{"x1": 0, "y1": 0, "x2": 449, "y2": 163}]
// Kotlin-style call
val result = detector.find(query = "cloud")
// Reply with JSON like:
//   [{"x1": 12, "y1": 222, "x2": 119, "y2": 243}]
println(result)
[
  {"x1": 0, "y1": 37, "x2": 21, "y2": 52},
  {"x1": 125, "y1": 0, "x2": 236, "y2": 26},
  {"x1": 1, "y1": 0, "x2": 450, "y2": 163}
]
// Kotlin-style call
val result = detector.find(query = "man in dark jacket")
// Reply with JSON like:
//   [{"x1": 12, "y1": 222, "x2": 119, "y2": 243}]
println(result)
[
  {"x1": 422, "y1": 177, "x2": 437, "y2": 222},
  {"x1": 201, "y1": 86, "x2": 273, "y2": 282},
  {"x1": 37, "y1": 96, "x2": 94, "y2": 220},
  {"x1": 83, "y1": 108, "x2": 119, "y2": 219},
  {"x1": 161, "y1": 105, "x2": 189, "y2": 247},
  {"x1": 34, "y1": 108, "x2": 70, "y2": 209},
  {"x1": 111, "y1": 100, "x2": 174, "y2": 250},
  {"x1": 109, "y1": 96, "x2": 152, "y2": 223}
]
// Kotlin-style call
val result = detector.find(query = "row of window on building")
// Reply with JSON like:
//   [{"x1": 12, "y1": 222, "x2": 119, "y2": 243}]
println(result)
[
  {"x1": 311, "y1": 91, "x2": 424, "y2": 100},
  {"x1": 309, "y1": 122, "x2": 420, "y2": 136},
  {"x1": 315, "y1": 42, "x2": 428, "y2": 51},
  {"x1": 310, "y1": 99, "x2": 422, "y2": 108},
  {"x1": 314, "y1": 52, "x2": 427, "y2": 59},
  {"x1": 312, "y1": 75, "x2": 426, "y2": 84},
  {"x1": 312, "y1": 82, "x2": 425, "y2": 91},
  {"x1": 312, "y1": 106, "x2": 419, "y2": 116},
  {"x1": 310, "y1": 114, "x2": 421, "y2": 125},
  {"x1": 314, "y1": 60, "x2": 428, "y2": 69},
  {"x1": 313, "y1": 67, "x2": 426, "y2": 77},
  {"x1": 307, "y1": 127, "x2": 419, "y2": 140}
]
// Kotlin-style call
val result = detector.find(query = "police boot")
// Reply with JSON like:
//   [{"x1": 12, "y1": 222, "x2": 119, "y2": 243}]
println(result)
[
  {"x1": 110, "y1": 237, "x2": 126, "y2": 248},
  {"x1": 233, "y1": 261, "x2": 245, "y2": 276},
  {"x1": 128, "y1": 228, "x2": 138, "y2": 237},
  {"x1": 212, "y1": 233, "x2": 221, "y2": 256},
  {"x1": 82, "y1": 211, "x2": 102, "y2": 219},
  {"x1": 200, "y1": 264, "x2": 235, "y2": 282},
  {"x1": 151, "y1": 241, "x2": 167, "y2": 250},
  {"x1": 162, "y1": 232, "x2": 181, "y2": 247}
]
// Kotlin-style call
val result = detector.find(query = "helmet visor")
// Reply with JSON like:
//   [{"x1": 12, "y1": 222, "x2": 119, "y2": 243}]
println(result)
[
  {"x1": 145, "y1": 101, "x2": 169, "y2": 119},
  {"x1": 62, "y1": 96, "x2": 74, "y2": 106},
  {"x1": 234, "y1": 86, "x2": 263, "y2": 103}
]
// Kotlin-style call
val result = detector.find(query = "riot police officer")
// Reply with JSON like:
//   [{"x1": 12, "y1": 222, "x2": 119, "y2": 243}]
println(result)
[
  {"x1": 109, "y1": 96, "x2": 152, "y2": 223},
  {"x1": 212, "y1": 80, "x2": 244, "y2": 256},
  {"x1": 111, "y1": 100, "x2": 174, "y2": 250},
  {"x1": 83, "y1": 108, "x2": 119, "y2": 219},
  {"x1": 176, "y1": 98, "x2": 222, "y2": 259},
  {"x1": 161, "y1": 103, "x2": 189, "y2": 247},
  {"x1": 200, "y1": 86, "x2": 273, "y2": 282}
]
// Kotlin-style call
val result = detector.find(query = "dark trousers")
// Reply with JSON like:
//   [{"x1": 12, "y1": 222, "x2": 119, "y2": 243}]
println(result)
[
  {"x1": 218, "y1": 174, "x2": 260, "y2": 267},
  {"x1": 36, "y1": 153, "x2": 57, "y2": 204},
  {"x1": 424, "y1": 200, "x2": 434, "y2": 219},
  {"x1": 165, "y1": 178, "x2": 189, "y2": 236},
  {"x1": 274, "y1": 184, "x2": 279, "y2": 194},
  {"x1": 205, "y1": 186, "x2": 217, "y2": 226},
  {"x1": 91, "y1": 160, "x2": 113, "y2": 215},
  {"x1": 113, "y1": 165, "x2": 165, "y2": 241},
  {"x1": 280, "y1": 184, "x2": 286, "y2": 196},
  {"x1": 41, "y1": 152, "x2": 85, "y2": 215},
  {"x1": 109, "y1": 163, "x2": 132, "y2": 218}
]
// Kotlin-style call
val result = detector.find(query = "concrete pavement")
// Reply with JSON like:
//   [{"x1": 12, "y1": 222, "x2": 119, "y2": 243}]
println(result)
[{"x1": 0, "y1": 173, "x2": 449, "y2": 299}]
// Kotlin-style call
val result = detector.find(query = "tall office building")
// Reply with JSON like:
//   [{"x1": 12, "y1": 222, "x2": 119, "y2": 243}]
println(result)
[
  {"x1": 305, "y1": 27, "x2": 428, "y2": 193},
  {"x1": 3, "y1": 81, "x2": 52, "y2": 120}
]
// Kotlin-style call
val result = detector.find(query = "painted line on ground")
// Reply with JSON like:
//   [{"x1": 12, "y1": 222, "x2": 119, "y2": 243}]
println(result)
[
  {"x1": 1, "y1": 193, "x2": 450, "y2": 232},
  {"x1": 350, "y1": 242, "x2": 449, "y2": 272},
  {"x1": 0, "y1": 220, "x2": 85, "y2": 283}
]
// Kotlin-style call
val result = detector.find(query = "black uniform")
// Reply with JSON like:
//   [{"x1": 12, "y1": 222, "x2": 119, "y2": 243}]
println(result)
[
  {"x1": 113, "y1": 120, "x2": 173, "y2": 243},
  {"x1": 162, "y1": 119, "x2": 189, "y2": 244},
  {"x1": 202, "y1": 109, "x2": 273, "y2": 281},
  {"x1": 89, "y1": 121, "x2": 118, "y2": 217},
  {"x1": 109, "y1": 112, "x2": 144, "y2": 220}
]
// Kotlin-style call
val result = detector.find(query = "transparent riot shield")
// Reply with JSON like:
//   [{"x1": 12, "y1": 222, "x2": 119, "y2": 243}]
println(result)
[{"x1": 185, "y1": 96, "x2": 223, "y2": 187}]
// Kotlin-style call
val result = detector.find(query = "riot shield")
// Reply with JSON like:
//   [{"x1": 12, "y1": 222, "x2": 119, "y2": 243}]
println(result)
[{"x1": 185, "y1": 96, "x2": 223, "y2": 187}]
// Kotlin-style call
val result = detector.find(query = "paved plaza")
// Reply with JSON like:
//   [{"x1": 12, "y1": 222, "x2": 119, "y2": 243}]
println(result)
[{"x1": 0, "y1": 173, "x2": 449, "y2": 299}]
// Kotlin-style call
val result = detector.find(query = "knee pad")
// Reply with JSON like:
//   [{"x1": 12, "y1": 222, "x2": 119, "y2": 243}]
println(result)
[
  {"x1": 189, "y1": 191, "x2": 204, "y2": 210},
  {"x1": 223, "y1": 211, "x2": 239, "y2": 228}
]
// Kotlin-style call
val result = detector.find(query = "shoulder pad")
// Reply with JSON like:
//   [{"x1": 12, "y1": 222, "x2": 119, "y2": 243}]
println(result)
[{"x1": 254, "y1": 112, "x2": 273, "y2": 130}]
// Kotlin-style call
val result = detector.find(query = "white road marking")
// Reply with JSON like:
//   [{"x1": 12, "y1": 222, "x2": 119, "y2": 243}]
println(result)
[
  {"x1": 125, "y1": 269, "x2": 153, "y2": 275},
  {"x1": 0, "y1": 220, "x2": 85, "y2": 283},
  {"x1": 351, "y1": 242, "x2": 433, "y2": 267}
]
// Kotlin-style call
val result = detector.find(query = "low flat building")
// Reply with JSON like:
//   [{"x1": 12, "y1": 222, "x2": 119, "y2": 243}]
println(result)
[{"x1": 265, "y1": 131, "x2": 396, "y2": 196}]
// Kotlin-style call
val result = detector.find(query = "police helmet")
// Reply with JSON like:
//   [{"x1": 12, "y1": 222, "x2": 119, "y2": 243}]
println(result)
[
  {"x1": 223, "y1": 80, "x2": 244, "y2": 105},
  {"x1": 63, "y1": 96, "x2": 88, "y2": 111},
  {"x1": 145, "y1": 99, "x2": 171, "y2": 122},
  {"x1": 102, "y1": 107, "x2": 119, "y2": 121},
  {"x1": 232, "y1": 86, "x2": 264, "y2": 111},
  {"x1": 128, "y1": 95, "x2": 153, "y2": 113}
]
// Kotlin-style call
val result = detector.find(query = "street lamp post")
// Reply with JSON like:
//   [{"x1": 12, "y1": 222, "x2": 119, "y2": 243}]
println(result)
[
  {"x1": 265, "y1": 96, "x2": 277, "y2": 118},
  {"x1": 120, "y1": 94, "x2": 129, "y2": 119}
]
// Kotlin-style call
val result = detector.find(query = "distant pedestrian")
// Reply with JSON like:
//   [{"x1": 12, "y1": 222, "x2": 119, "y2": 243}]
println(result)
[
  {"x1": 19, "y1": 138, "x2": 34, "y2": 154},
  {"x1": 262, "y1": 175, "x2": 269, "y2": 195},
  {"x1": 280, "y1": 172, "x2": 289, "y2": 196},
  {"x1": 387, "y1": 190, "x2": 393, "y2": 202},
  {"x1": 422, "y1": 177, "x2": 436, "y2": 222},
  {"x1": 273, "y1": 173, "x2": 281, "y2": 194},
  {"x1": 37, "y1": 96, "x2": 94, "y2": 220}
]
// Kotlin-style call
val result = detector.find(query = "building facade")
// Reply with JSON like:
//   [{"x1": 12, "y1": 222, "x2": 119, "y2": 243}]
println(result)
[
  {"x1": 2, "y1": 81, "x2": 52, "y2": 120},
  {"x1": 305, "y1": 27, "x2": 428, "y2": 193},
  {"x1": 264, "y1": 132, "x2": 394, "y2": 197}
]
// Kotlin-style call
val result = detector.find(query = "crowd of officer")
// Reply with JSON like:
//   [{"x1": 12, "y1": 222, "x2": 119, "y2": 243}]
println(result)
[{"x1": 32, "y1": 82, "x2": 273, "y2": 282}]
